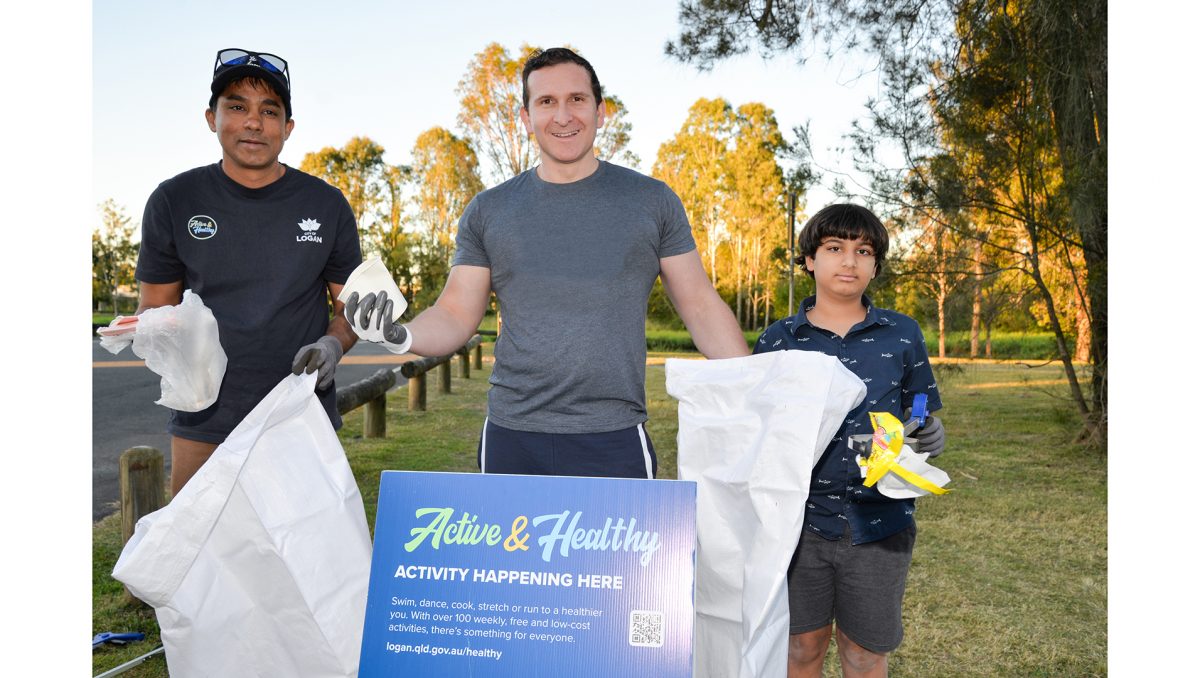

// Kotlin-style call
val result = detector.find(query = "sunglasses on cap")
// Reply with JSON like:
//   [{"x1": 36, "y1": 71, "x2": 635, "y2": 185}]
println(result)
[{"x1": 213, "y1": 48, "x2": 289, "y2": 85}]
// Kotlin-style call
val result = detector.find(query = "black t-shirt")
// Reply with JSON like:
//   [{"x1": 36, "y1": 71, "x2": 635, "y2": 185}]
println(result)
[{"x1": 136, "y1": 162, "x2": 361, "y2": 442}]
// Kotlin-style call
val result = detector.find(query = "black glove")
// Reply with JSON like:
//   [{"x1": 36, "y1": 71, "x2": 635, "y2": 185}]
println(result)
[
  {"x1": 908, "y1": 415, "x2": 945, "y2": 458},
  {"x1": 290, "y1": 335, "x2": 344, "y2": 390},
  {"x1": 345, "y1": 291, "x2": 410, "y2": 350}
]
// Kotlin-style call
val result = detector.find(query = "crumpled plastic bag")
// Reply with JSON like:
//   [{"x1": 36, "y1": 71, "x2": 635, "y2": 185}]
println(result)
[
  {"x1": 666, "y1": 351, "x2": 866, "y2": 678},
  {"x1": 97, "y1": 290, "x2": 227, "y2": 412},
  {"x1": 112, "y1": 371, "x2": 372, "y2": 678}
]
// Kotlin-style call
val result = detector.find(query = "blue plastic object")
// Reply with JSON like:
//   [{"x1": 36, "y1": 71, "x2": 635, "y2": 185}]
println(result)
[
  {"x1": 93, "y1": 632, "x2": 145, "y2": 648},
  {"x1": 907, "y1": 393, "x2": 928, "y2": 429}
]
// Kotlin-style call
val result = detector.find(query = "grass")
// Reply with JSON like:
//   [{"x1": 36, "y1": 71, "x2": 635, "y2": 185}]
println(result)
[{"x1": 92, "y1": 350, "x2": 1104, "y2": 677}]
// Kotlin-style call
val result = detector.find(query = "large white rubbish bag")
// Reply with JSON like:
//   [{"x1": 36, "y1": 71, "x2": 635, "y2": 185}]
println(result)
[
  {"x1": 666, "y1": 351, "x2": 866, "y2": 678},
  {"x1": 112, "y1": 372, "x2": 372, "y2": 678}
]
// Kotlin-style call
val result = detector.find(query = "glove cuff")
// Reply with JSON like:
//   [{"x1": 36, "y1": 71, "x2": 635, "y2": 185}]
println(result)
[{"x1": 382, "y1": 325, "x2": 413, "y2": 354}]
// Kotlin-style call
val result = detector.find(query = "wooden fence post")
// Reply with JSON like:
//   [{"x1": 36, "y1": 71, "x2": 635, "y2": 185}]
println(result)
[
  {"x1": 439, "y1": 361, "x2": 452, "y2": 394},
  {"x1": 120, "y1": 446, "x2": 165, "y2": 545},
  {"x1": 474, "y1": 343, "x2": 482, "y2": 369},
  {"x1": 364, "y1": 393, "x2": 386, "y2": 438},
  {"x1": 409, "y1": 372, "x2": 427, "y2": 411},
  {"x1": 459, "y1": 350, "x2": 470, "y2": 379},
  {"x1": 120, "y1": 446, "x2": 165, "y2": 604}
]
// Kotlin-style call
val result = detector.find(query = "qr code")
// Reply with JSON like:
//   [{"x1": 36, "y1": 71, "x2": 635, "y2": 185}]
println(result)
[{"x1": 629, "y1": 610, "x2": 664, "y2": 648}]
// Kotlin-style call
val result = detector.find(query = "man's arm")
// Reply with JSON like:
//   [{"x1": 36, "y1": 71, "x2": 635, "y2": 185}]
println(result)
[
  {"x1": 136, "y1": 280, "x2": 184, "y2": 313},
  {"x1": 659, "y1": 250, "x2": 750, "y2": 359},
  {"x1": 326, "y1": 282, "x2": 358, "y2": 353},
  {"x1": 290, "y1": 281, "x2": 362, "y2": 388},
  {"x1": 404, "y1": 265, "x2": 492, "y2": 356}
]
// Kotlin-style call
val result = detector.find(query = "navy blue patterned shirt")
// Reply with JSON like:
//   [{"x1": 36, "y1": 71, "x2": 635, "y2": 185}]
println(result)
[{"x1": 754, "y1": 295, "x2": 942, "y2": 545}]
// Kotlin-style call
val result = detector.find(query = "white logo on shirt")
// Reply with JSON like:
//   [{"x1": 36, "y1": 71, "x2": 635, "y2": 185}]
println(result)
[{"x1": 297, "y1": 218, "x2": 323, "y2": 243}]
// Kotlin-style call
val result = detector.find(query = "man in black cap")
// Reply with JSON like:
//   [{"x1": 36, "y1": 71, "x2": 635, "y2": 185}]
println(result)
[{"x1": 134, "y1": 48, "x2": 362, "y2": 494}]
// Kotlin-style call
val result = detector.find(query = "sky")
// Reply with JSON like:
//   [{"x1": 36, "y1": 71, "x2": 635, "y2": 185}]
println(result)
[
  {"x1": 92, "y1": 0, "x2": 889, "y2": 229},
  {"x1": 0, "y1": 0, "x2": 1192, "y2": 673}
]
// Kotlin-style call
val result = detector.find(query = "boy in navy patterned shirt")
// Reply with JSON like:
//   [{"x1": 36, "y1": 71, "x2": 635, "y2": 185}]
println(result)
[{"x1": 754, "y1": 204, "x2": 944, "y2": 678}]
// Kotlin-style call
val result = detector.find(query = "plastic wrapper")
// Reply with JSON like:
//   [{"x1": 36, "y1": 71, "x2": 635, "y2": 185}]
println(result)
[
  {"x1": 112, "y1": 372, "x2": 372, "y2": 677},
  {"x1": 666, "y1": 351, "x2": 866, "y2": 678},
  {"x1": 855, "y1": 411, "x2": 951, "y2": 498},
  {"x1": 96, "y1": 290, "x2": 227, "y2": 412}
]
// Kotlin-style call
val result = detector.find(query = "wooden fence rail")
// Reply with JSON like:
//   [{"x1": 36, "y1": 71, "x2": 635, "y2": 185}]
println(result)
[{"x1": 334, "y1": 334, "x2": 484, "y2": 436}]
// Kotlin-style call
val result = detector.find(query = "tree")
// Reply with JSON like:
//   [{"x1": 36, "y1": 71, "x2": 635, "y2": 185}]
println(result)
[
  {"x1": 654, "y1": 98, "x2": 788, "y2": 330},
  {"x1": 456, "y1": 42, "x2": 542, "y2": 184},
  {"x1": 594, "y1": 95, "x2": 640, "y2": 167},
  {"x1": 301, "y1": 136, "x2": 388, "y2": 227},
  {"x1": 371, "y1": 163, "x2": 418, "y2": 310},
  {"x1": 653, "y1": 98, "x2": 737, "y2": 286},
  {"x1": 667, "y1": 0, "x2": 1107, "y2": 442},
  {"x1": 892, "y1": 210, "x2": 972, "y2": 358},
  {"x1": 301, "y1": 136, "x2": 416, "y2": 300},
  {"x1": 409, "y1": 127, "x2": 485, "y2": 309},
  {"x1": 1027, "y1": 0, "x2": 1106, "y2": 425},
  {"x1": 724, "y1": 102, "x2": 788, "y2": 330},
  {"x1": 93, "y1": 199, "x2": 138, "y2": 313}
]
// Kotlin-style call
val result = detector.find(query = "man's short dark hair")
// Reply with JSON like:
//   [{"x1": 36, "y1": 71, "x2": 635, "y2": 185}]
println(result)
[
  {"x1": 208, "y1": 75, "x2": 292, "y2": 120},
  {"x1": 797, "y1": 203, "x2": 890, "y2": 277},
  {"x1": 521, "y1": 47, "x2": 602, "y2": 109}
]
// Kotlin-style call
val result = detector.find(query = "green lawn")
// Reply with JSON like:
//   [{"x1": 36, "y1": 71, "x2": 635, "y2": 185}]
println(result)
[{"x1": 92, "y1": 351, "x2": 1104, "y2": 677}]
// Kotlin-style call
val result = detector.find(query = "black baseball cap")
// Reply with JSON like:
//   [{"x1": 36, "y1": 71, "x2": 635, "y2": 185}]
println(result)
[{"x1": 209, "y1": 48, "x2": 292, "y2": 118}]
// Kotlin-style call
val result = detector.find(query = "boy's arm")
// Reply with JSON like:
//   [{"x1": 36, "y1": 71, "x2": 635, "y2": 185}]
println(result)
[
  {"x1": 911, "y1": 415, "x2": 945, "y2": 457},
  {"x1": 902, "y1": 320, "x2": 944, "y2": 456}
]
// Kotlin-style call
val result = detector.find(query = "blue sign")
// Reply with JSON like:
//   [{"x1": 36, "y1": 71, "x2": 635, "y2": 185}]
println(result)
[{"x1": 358, "y1": 471, "x2": 696, "y2": 677}]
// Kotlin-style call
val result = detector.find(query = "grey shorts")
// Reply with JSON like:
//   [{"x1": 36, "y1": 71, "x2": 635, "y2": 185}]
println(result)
[{"x1": 787, "y1": 523, "x2": 917, "y2": 654}]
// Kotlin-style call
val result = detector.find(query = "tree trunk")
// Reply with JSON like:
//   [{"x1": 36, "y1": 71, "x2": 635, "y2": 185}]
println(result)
[
  {"x1": 736, "y1": 286, "x2": 744, "y2": 328},
  {"x1": 764, "y1": 282, "x2": 771, "y2": 330},
  {"x1": 734, "y1": 237, "x2": 745, "y2": 329},
  {"x1": 1073, "y1": 293, "x2": 1091, "y2": 364},
  {"x1": 1029, "y1": 265, "x2": 1090, "y2": 416},
  {"x1": 970, "y1": 243, "x2": 983, "y2": 358},
  {"x1": 937, "y1": 287, "x2": 947, "y2": 359}
]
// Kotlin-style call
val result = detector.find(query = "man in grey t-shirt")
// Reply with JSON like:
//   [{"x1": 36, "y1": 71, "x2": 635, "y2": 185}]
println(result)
[{"x1": 346, "y1": 47, "x2": 748, "y2": 478}]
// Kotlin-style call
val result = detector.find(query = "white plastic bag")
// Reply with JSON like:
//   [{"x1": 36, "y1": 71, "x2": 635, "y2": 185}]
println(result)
[
  {"x1": 112, "y1": 372, "x2": 372, "y2": 678},
  {"x1": 666, "y1": 351, "x2": 866, "y2": 678},
  {"x1": 97, "y1": 290, "x2": 227, "y2": 411}
]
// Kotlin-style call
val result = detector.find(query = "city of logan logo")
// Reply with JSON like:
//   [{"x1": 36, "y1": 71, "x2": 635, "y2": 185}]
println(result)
[
  {"x1": 297, "y1": 218, "x2": 323, "y2": 243},
  {"x1": 187, "y1": 215, "x2": 218, "y2": 240}
]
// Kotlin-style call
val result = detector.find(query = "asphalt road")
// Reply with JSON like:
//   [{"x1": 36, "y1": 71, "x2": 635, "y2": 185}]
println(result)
[{"x1": 92, "y1": 339, "x2": 409, "y2": 521}]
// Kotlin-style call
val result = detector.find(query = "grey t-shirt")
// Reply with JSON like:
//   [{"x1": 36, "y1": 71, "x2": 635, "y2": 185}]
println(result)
[{"x1": 453, "y1": 161, "x2": 696, "y2": 433}]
